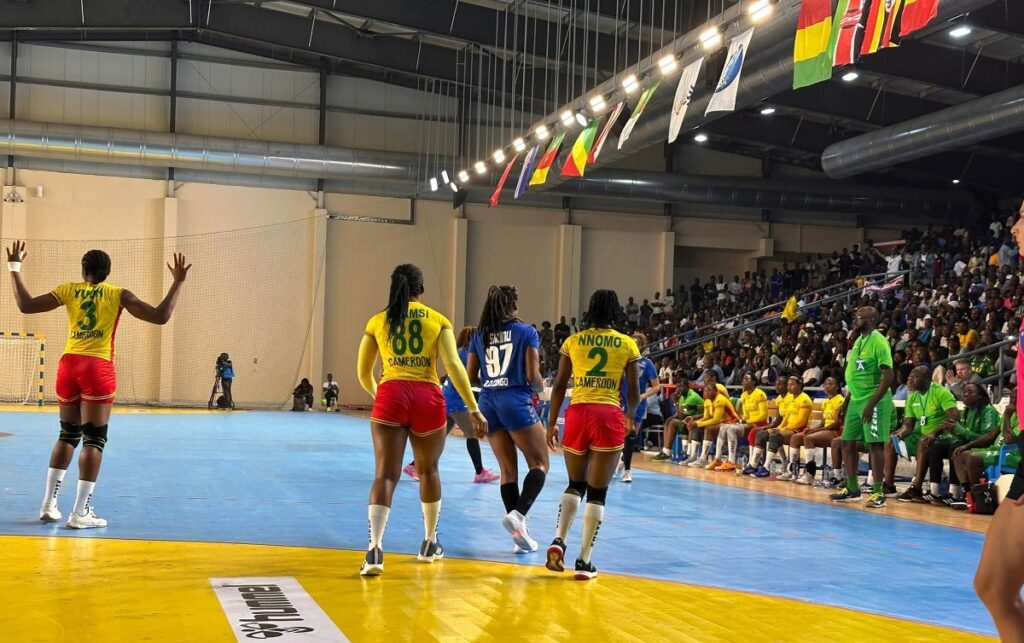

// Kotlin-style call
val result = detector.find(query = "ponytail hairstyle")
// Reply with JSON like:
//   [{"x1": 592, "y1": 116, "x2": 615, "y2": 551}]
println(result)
[
  {"x1": 586, "y1": 289, "x2": 620, "y2": 328},
  {"x1": 456, "y1": 325, "x2": 477, "y2": 349},
  {"x1": 385, "y1": 264, "x2": 425, "y2": 338},
  {"x1": 477, "y1": 285, "x2": 519, "y2": 343}
]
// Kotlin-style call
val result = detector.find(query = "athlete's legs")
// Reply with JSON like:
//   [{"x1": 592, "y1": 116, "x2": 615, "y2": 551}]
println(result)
[
  {"x1": 579, "y1": 448, "x2": 620, "y2": 567},
  {"x1": 843, "y1": 439, "x2": 861, "y2": 492},
  {"x1": 552, "y1": 451, "x2": 588, "y2": 547},
  {"x1": 50, "y1": 404, "x2": 82, "y2": 469},
  {"x1": 703, "y1": 425, "x2": 721, "y2": 463},
  {"x1": 409, "y1": 428, "x2": 448, "y2": 504},
  {"x1": 956, "y1": 452, "x2": 986, "y2": 488},
  {"x1": 369, "y1": 422, "x2": 410, "y2": 507},
  {"x1": 451, "y1": 410, "x2": 485, "y2": 475},
  {"x1": 912, "y1": 435, "x2": 934, "y2": 490},
  {"x1": 868, "y1": 442, "x2": 885, "y2": 493},
  {"x1": 658, "y1": 418, "x2": 679, "y2": 457},
  {"x1": 489, "y1": 429, "x2": 520, "y2": 510},
  {"x1": 975, "y1": 497, "x2": 1024, "y2": 641},
  {"x1": 508, "y1": 423, "x2": 549, "y2": 516},
  {"x1": 830, "y1": 436, "x2": 844, "y2": 475},
  {"x1": 77, "y1": 403, "x2": 112, "y2": 482}
]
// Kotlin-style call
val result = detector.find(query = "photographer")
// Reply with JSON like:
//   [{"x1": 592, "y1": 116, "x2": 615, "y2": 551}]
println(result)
[
  {"x1": 208, "y1": 352, "x2": 235, "y2": 410},
  {"x1": 322, "y1": 373, "x2": 339, "y2": 412},
  {"x1": 292, "y1": 378, "x2": 314, "y2": 411}
]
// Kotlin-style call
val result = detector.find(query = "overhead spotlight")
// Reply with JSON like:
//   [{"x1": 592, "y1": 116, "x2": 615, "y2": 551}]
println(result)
[
  {"x1": 575, "y1": 112, "x2": 589, "y2": 127},
  {"x1": 441, "y1": 170, "x2": 450, "y2": 184},
  {"x1": 950, "y1": 26, "x2": 972, "y2": 38},
  {"x1": 589, "y1": 95, "x2": 607, "y2": 112},
  {"x1": 748, "y1": 0, "x2": 773, "y2": 23},
  {"x1": 842, "y1": 71, "x2": 859, "y2": 82},
  {"x1": 700, "y1": 27, "x2": 722, "y2": 50},
  {"x1": 449, "y1": 181, "x2": 459, "y2": 192},
  {"x1": 535, "y1": 124, "x2": 550, "y2": 141},
  {"x1": 561, "y1": 110, "x2": 575, "y2": 127},
  {"x1": 493, "y1": 149, "x2": 506, "y2": 164},
  {"x1": 658, "y1": 54, "x2": 678, "y2": 75},
  {"x1": 952, "y1": 178, "x2": 961, "y2": 185},
  {"x1": 694, "y1": 133, "x2": 709, "y2": 143},
  {"x1": 429, "y1": 177, "x2": 439, "y2": 192},
  {"x1": 513, "y1": 138, "x2": 526, "y2": 152},
  {"x1": 458, "y1": 170, "x2": 470, "y2": 183},
  {"x1": 622, "y1": 74, "x2": 639, "y2": 94},
  {"x1": 474, "y1": 161, "x2": 487, "y2": 175},
  {"x1": 760, "y1": 106, "x2": 776, "y2": 115}
]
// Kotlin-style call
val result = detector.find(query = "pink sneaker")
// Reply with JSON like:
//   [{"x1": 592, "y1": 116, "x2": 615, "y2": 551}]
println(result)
[
  {"x1": 403, "y1": 464, "x2": 419, "y2": 481},
  {"x1": 473, "y1": 468, "x2": 500, "y2": 483}
]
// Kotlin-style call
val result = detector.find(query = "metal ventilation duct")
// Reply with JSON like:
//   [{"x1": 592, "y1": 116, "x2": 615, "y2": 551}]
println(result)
[{"x1": 822, "y1": 83, "x2": 1024, "y2": 178}]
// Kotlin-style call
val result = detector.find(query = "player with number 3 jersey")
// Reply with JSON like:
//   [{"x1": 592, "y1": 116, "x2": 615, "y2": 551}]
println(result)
[{"x1": 467, "y1": 286, "x2": 548, "y2": 554}]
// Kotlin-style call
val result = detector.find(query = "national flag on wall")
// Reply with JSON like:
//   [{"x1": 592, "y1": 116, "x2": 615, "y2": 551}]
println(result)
[
  {"x1": 900, "y1": 0, "x2": 940, "y2": 36},
  {"x1": 668, "y1": 58, "x2": 704, "y2": 142},
  {"x1": 861, "y1": 0, "x2": 904, "y2": 56},
  {"x1": 561, "y1": 117, "x2": 603, "y2": 177},
  {"x1": 489, "y1": 153, "x2": 519, "y2": 207},
  {"x1": 589, "y1": 101, "x2": 624, "y2": 163},
  {"x1": 793, "y1": 0, "x2": 835, "y2": 89},
  {"x1": 618, "y1": 81, "x2": 660, "y2": 150},
  {"x1": 514, "y1": 144, "x2": 540, "y2": 199},
  {"x1": 529, "y1": 132, "x2": 566, "y2": 186},
  {"x1": 707, "y1": 27, "x2": 755, "y2": 114},
  {"x1": 832, "y1": 0, "x2": 868, "y2": 66}
]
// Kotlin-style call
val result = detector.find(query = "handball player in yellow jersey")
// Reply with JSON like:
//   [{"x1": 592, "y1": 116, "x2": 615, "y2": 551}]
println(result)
[
  {"x1": 357, "y1": 264, "x2": 486, "y2": 576},
  {"x1": 544, "y1": 289, "x2": 640, "y2": 580},
  {"x1": 7, "y1": 241, "x2": 190, "y2": 529}
]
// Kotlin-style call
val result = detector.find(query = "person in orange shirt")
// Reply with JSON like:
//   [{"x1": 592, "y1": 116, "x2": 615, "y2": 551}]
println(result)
[
  {"x1": 764, "y1": 377, "x2": 813, "y2": 480},
  {"x1": 7, "y1": 241, "x2": 190, "y2": 530}
]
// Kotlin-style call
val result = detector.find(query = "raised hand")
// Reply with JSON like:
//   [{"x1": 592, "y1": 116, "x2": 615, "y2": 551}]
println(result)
[
  {"x1": 6, "y1": 240, "x2": 26, "y2": 264},
  {"x1": 167, "y1": 252, "x2": 192, "y2": 283}
]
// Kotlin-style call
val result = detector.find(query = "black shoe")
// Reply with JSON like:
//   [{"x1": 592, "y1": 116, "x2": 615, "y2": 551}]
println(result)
[
  {"x1": 931, "y1": 493, "x2": 955, "y2": 507},
  {"x1": 574, "y1": 558, "x2": 598, "y2": 581},
  {"x1": 545, "y1": 538, "x2": 566, "y2": 572},
  {"x1": 417, "y1": 539, "x2": 444, "y2": 562},
  {"x1": 898, "y1": 487, "x2": 923, "y2": 503},
  {"x1": 651, "y1": 452, "x2": 672, "y2": 461},
  {"x1": 883, "y1": 483, "x2": 898, "y2": 498},
  {"x1": 915, "y1": 491, "x2": 935, "y2": 504},
  {"x1": 360, "y1": 547, "x2": 384, "y2": 576},
  {"x1": 950, "y1": 498, "x2": 968, "y2": 511}
]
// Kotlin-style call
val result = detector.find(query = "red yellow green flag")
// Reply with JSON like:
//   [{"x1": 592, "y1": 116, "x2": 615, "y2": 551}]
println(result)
[
  {"x1": 793, "y1": 0, "x2": 835, "y2": 89},
  {"x1": 529, "y1": 132, "x2": 566, "y2": 186},
  {"x1": 861, "y1": 0, "x2": 904, "y2": 56},
  {"x1": 899, "y1": 0, "x2": 938, "y2": 36},
  {"x1": 560, "y1": 117, "x2": 603, "y2": 177}
]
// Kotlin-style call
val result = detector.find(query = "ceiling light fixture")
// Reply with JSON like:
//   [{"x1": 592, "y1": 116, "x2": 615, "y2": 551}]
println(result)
[
  {"x1": 561, "y1": 110, "x2": 575, "y2": 126},
  {"x1": 429, "y1": 177, "x2": 438, "y2": 192},
  {"x1": 513, "y1": 138, "x2": 526, "y2": 152},
  {"x1": 760, "y1": 106, "x2": 776, "y2": 115},
  {"x1": 535, "y1": 125, "x2": 550, "y2": 141},
  {"x1": 952, "y1": 178, "x2": 961, "y2": 184},
  {"x1": 748, "y1": 0, "x2": 773, "y2": 23},
  {"x1": 694, "y1": 133, "x2": 709, "y2": 143},
  {"x1": 458, "y1": 170, "x2": 470, "y2": 183},
  {"x1": 575, "y1": 112, "x2": 589, "y2": 127},
  {"x1": 589, "y1": 95, "x2": 606, "y2": 112},
  {"x1": 474, "y1": 161, "x2": 487, "y2": 175},
  {"x1": 493, "y1": 149, "x2": 506, "y2": 164},
  {"x1": 842, "y1": 71, "x2": 859, "y2": 82},
  {"x1": 622, "y1": 74, "x2": 639, "y2": 94},
  {"x1": 950, "y1": 26, "x2": 972, "y2": 38},
  {"x1": 658, "y1": 55, "x2": 678, "y2": 75},
  {"x1": 700, "y1": 27, "x2": 722, "y2": 50},
  {"x1": 441, "y1": 170, "x2": 450, "y2": 184}
]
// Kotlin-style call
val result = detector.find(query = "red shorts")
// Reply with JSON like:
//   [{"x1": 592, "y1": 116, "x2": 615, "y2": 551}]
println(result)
[
  {"x1": 371, "y1": 380, "x2": 447, "y2": 436},
  {"x1": 562, "y1": 403, "x2": 626, "y2": 455},
  {"x1": 747, "y1": 422, "x2": 770, "y2": 445},
  {"x1": 56, "y1": 354, "x2": 117, "y2": 406}
]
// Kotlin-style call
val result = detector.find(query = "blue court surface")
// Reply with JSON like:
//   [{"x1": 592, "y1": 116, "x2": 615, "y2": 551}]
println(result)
[{"x1": 0, "y1": 410, "x2": 993, "y2": 637}]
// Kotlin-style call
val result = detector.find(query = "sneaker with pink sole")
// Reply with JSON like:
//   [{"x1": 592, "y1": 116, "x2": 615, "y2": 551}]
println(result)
[
  {"x1": 402, "y1": 464, "x2": 419, "y2": 481},
  {"x1": 473, "y1": 468, "x2": 499, "y2": 483}
]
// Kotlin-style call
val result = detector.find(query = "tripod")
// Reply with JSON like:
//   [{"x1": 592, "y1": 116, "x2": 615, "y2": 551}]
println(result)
[{"x1": 208, "y1": 375, "x2": 222, "y2": 410}]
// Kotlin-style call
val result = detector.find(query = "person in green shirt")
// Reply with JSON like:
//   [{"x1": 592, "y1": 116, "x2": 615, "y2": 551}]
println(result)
[
  {"x1": 928, "y1": 382, "x2": 1000, "y2": 507},
  {"x1": 953, "y1": 387, "x2": 1020, "y2": 509},
  {"x1": 971, "y1": 353, "x2": 995, "y2": 379},
  {"x1": 831, "y1": 306, "x2": 895, "y2": 508},
  {"x1": 652, "y1": 376, "x2": 703, "y2": 461},
  {"x1": 891, "y1": 366, "x2": 960, "y2": 503}
]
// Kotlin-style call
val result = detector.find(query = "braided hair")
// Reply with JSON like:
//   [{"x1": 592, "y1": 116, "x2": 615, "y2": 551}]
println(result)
[
  {"x1": 81, "y1": 249, "x2": 111, "y2": 283},
  {"x1": 477, "y1": 285, "x2": 519, "y2": 342},
  {"x1": 384, "y1": 264, "x2": 424, "y2": 338},
  {"x1": 586, "y1": 289, "x2": 620, "y2": 328}
]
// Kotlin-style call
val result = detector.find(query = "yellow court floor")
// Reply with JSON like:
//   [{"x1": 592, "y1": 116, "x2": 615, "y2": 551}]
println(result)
[{"x1": 0, "y1": 536, "x2": 990, "y2": 642}]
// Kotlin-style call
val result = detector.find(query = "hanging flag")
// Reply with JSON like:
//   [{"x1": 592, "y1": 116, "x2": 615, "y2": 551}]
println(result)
[
  {"x1": 833, "y1": 0, "x2": 868, "y2": 66},
  {"x1": 514, "y1": 144, "x2": 540, "y2": 199},
  {"x1": 707, "y1": 27, "x2": 755, "y2": 114},
  {"x1": 561, "y1": 117, "x2": 603, "y2": 177},
  {"x1": 793, "y1": 0, "x2": 835, "y2": 89},
  {"x1": 589, "y1": 101, "x2": 624, "y2": 163},
  {"x1": 489, "y1": 153, "x2": 519, "y2": 207},
  {"x1": 780, "y1": 296, "x2": 800, "y2": 322},
  {"x1": 618, "y1": 81, "x2": 660, "y2": 150},
  {"x1": 900, "y1": 0, "x2": 939, "y2": 36},
  {"x1": 861, "y1": 0, "x2": 904, "y2": 56},
  {"x1": 668, "y1": 58, "x2": 704, "y2": 142},
  {"x1": 529, "y1": 132, "x2": 566, "y2": 186}
]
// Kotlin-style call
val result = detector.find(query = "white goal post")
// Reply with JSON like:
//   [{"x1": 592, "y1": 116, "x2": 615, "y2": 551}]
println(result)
[{"x1": 0, "y1": 332, "x2": 45, "y2": 406}]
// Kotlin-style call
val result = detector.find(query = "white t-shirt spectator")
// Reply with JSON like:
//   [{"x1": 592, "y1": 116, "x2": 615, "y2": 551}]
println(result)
[
  {"x1": 802, "y1": 365, "x2": 823, "y2": 385},
  {"x1": 650, "y1": 297, "x2": 665, "y2": 317},
  {"x1": 953, "y1": 259, "x2": 967, "y2": 277},
  {"x1": 991, "y1": 220, "x2": 1003, "y2": 238},
  {"x1": 885, "y1": 254, "x2": 902, "y2": 274},
  {"x1": 716, "y1": 282, "x2": 727, "y2": 302},
  {"x1": 663, "y1": 291, "x2": 675, "y2": 312},
  {"x1": 728, "y1": 279, "x2": 743, "y2": 299}
]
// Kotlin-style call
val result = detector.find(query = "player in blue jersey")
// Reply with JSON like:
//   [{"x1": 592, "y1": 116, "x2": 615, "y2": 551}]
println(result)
[
  {"x1": 615, "y1": 342, "x2": 661, "y2": 483},
  {"x1": 467, "y1": 286, "x2": 549, "y2": 553},
  {"x1": 403, "y1": 326, "x2": 499, "y2": 484}
]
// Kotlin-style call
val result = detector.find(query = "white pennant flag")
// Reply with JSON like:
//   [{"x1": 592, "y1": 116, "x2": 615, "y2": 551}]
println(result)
[
  {"x1": 706, "y1": 27, "x2": 754, "y2": 115},
  {"x1": 668, "y1": 57, "x2": 704, "y2": 143}
]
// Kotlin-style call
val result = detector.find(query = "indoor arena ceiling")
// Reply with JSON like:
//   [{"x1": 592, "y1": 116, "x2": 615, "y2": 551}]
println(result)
[{"x1": 1, "y1": 0, "x2": 1023, "y2": 196}]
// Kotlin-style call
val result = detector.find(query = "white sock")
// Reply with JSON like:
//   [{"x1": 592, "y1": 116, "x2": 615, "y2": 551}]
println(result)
[
  {"x1": 555, "y1": 493, "x2": 582, "y2": 542},
  {"x1": 43, "y1": 467, "x2": 66, "y2": 507},
  {"x1": 661, "y1": 447, "x2": 671, "y2": 456},
  {"x1": 727, "y1": 432, "x2": 739, "y2": 463},
  {"x1": 579, "y1": 502, "x2": 605, "y2": 564},
  {"x1": 716, "y1": 432, "x2": 728, "y2": 461},
  {"x1": 950, "y1": 484, "x2": 961, "y2": 499},
  {"x1": 701, "y1": 440, "x2": 712, "y2": 460},
  {"x1": 368, "y1": 504, "x2": 390, "y2": 550},
  {"x1": 783, "y1": 445, "x2": 791, "y2": 461},
  {"x1": 930, "y1": 482, "x2": 941, "y2": 496},
  {"x1": 751, "y1": 447, "x2": 763, "y2": 467},
  {"x1": 813, "y1": 447, "x2": 824, "y2": 467},
  {"x1": 421, "y1": 500, "x2": 441, "y2": 542},
  {"x1": 72, "y1": 480, "x2": 96, "y2": 516},
  {"x1": 765, "y1": 451, "x2": 777, "y2": 469},
  {"x1": 688, "y1": 440, "x2": 698, "y2": 457}
]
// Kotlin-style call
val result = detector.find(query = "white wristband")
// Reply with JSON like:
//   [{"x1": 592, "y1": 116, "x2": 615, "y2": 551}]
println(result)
[{"x1": 7, "y1": 261, "x2": 21, "y2": 273}]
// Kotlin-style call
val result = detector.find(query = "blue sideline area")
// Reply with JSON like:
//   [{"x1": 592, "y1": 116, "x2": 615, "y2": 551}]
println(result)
[{"x1": 0, "y1": 410, "x2": 993, "y2": 636}]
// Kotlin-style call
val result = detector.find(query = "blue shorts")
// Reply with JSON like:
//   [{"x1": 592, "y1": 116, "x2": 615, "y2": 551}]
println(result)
[
  {"x1": 621, "y1": 399, "x2": 648, "y2": 424},
  {"x1": 479, "y1": 389, "x2": 540, "y2": 432},
  {"x1": 442, "y1": 385, "x2": 467, "y2": 414}
]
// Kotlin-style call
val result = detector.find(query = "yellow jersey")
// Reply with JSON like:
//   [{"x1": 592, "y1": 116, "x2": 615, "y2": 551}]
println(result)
[
  {"x1": 739, "y1": 388, "x2": 769, "y2": 424},
  {"x1": 822, "y1": 394, "x2": 845, "y2": 428},
  {"x1": 51, "y1": 282, "x2": 124, "y2": 361},
  {"x1": 561, "y1": 328, "x2": 641, "y2": 406},
  {"x1": 363, "y1": 302, "x2": 452, "y2": 386},
  {"x1": 780, "y1": 392, "x2": 813, "y2": 431},
  {"x1": 775, "y1": 393, "x2": 794, "y2": 420},
  {"x1": 697, "y1": 393, "x2": 739, "y2": 427}
]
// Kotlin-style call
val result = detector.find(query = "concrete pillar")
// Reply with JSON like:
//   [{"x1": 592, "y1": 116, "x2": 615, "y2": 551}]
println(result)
[
  {"x1": 157, "y1": 197, "x2": 178, "y2": 404},
  {"x1": 657, "y1": 231, "x2": 675, "y2": 294},
  {"x1": 449, "y1": 217, "x2": 468, "y2": 329},
  {"x1": 308, "y1": 209, "x2": 327, "y2": 395},
  {"x1": 555, "y1": 224, "x2": 582, "y2": 319}
]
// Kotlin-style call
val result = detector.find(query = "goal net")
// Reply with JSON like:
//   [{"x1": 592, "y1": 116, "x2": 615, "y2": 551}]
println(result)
[
  {"x1": 0, "y1": 333, "x2": 44, "y2": 405},
  {"x1": 0, "y1": 216, "x2": 326, "y2": 408}
]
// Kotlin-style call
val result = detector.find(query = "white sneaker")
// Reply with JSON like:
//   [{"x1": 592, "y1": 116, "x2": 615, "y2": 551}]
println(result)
[
  {"x1": 502, "y1": 510, "x2": 537, "y2": 551},
  {"x1": 622, "y1": 470, "x2": 633, "y2": 484},
  {"x1": 795, "y1": 472, "x2": 814, "y2": 485},
  {"x1": 66, "y1": 507, "x2": 107, "y2": 529},
  {"x1": 778, "y1": 471, "x2": 795, "y2": 481},
  {"x1": 39, "y1": 504, "x2": 62, "y2": 523},
  {"x1": 687, "y1": 457, "x2": 708, "y2": 468},
  {"x1": 513, "y1": 539, "x2": 538, "y2": 554},
  {"x1": 614, "y1": 458, "x2": 625, "y2": 478}
]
